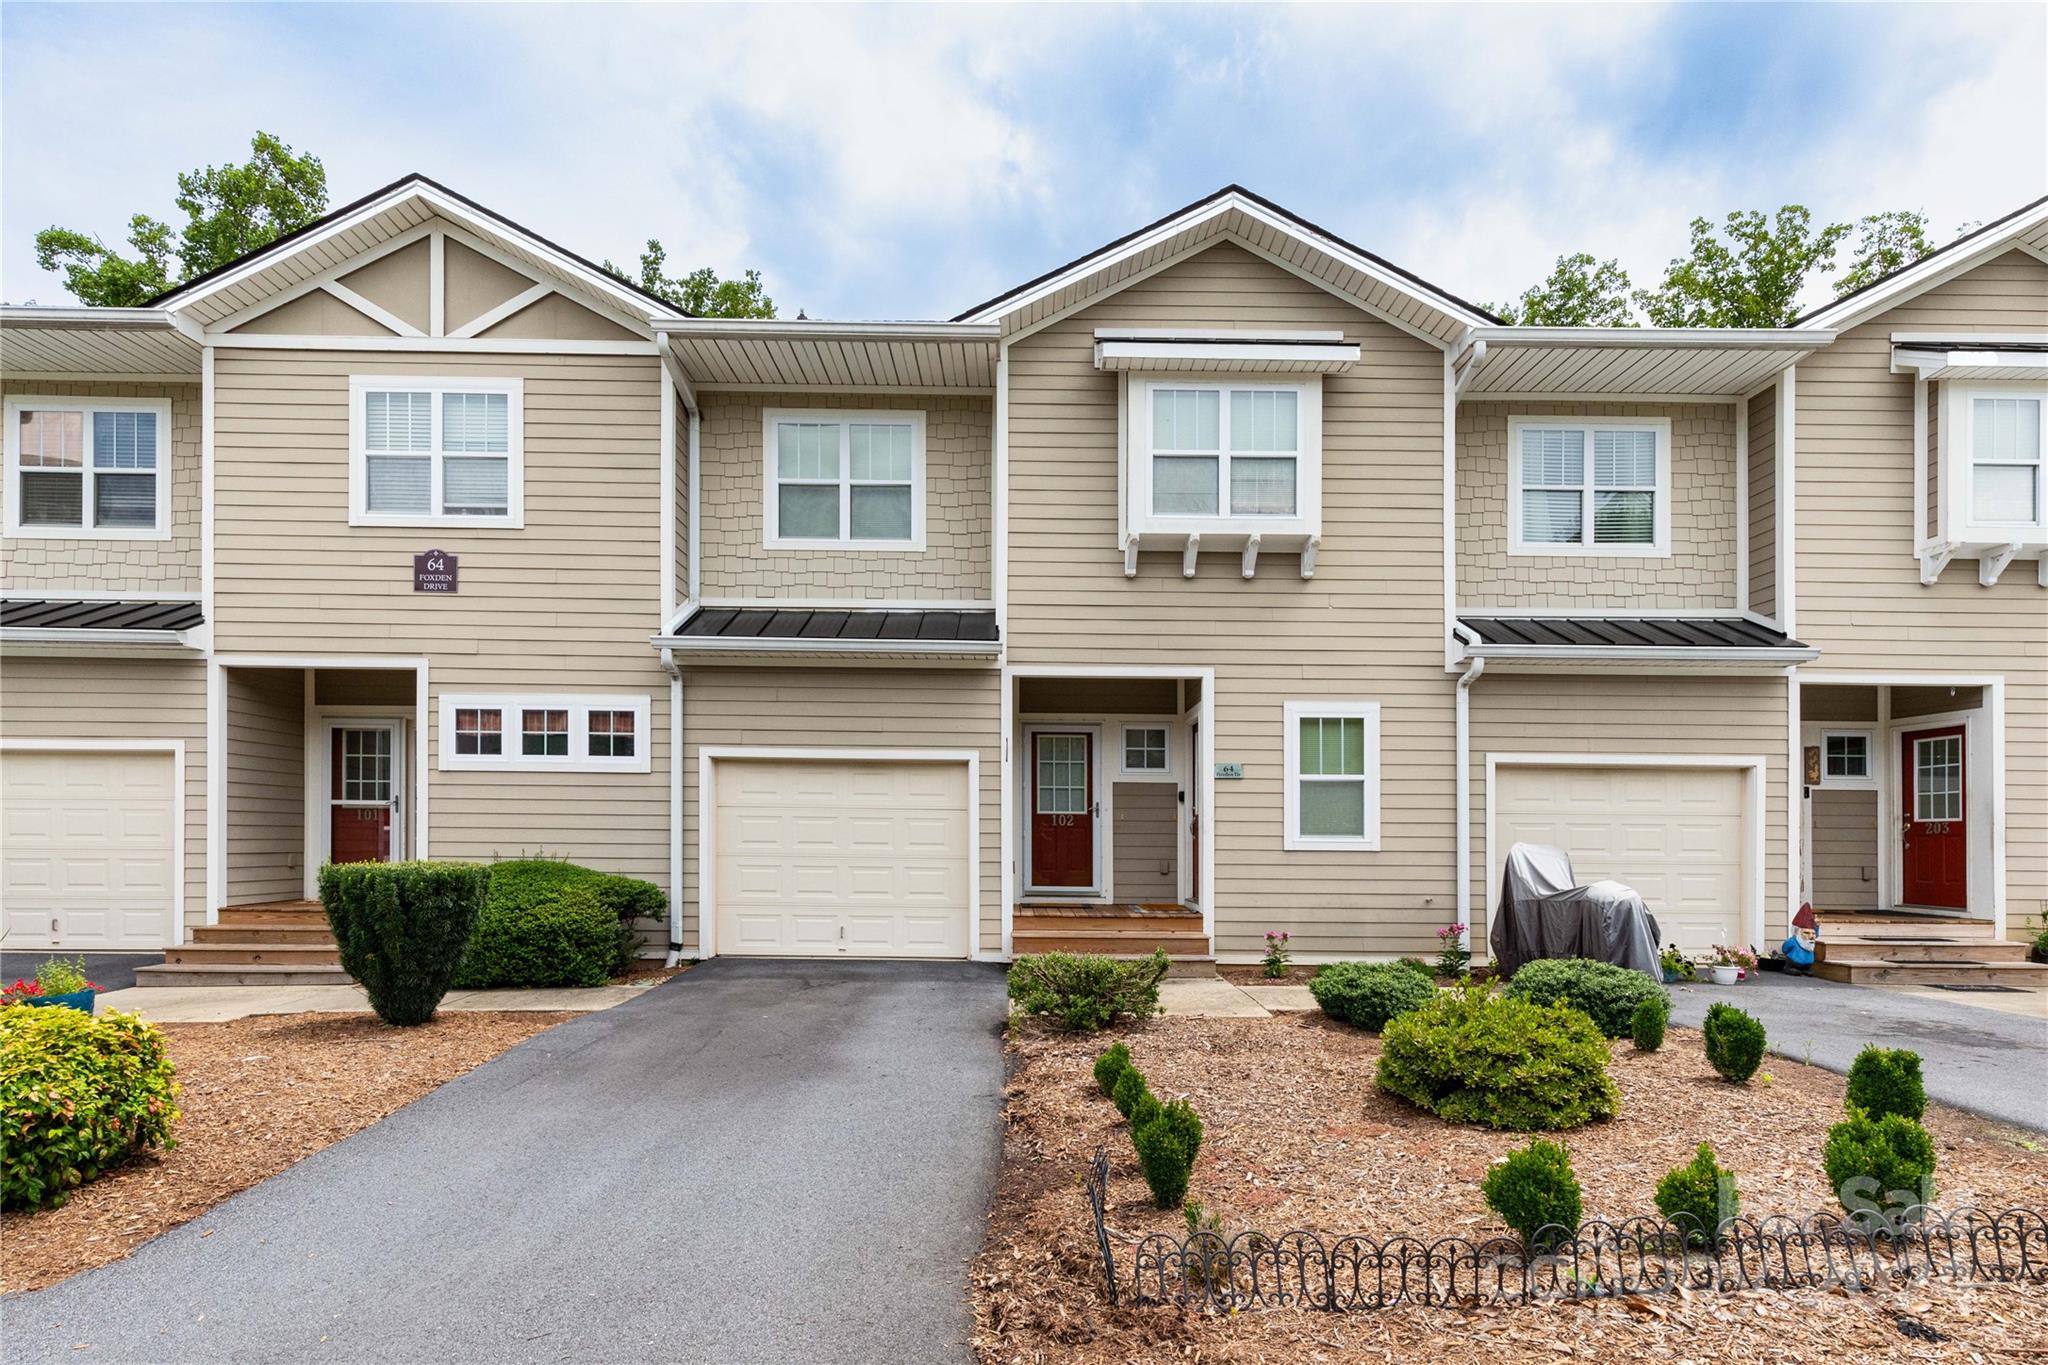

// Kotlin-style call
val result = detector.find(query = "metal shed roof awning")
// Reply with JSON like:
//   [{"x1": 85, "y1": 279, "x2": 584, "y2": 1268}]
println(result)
[
  {"x1": 1891, "y1": 339, "x2": 2048, "y2": 383},
  {"x1": 0, "y1": 307, "x2": 203, "y2": 379},
  {"x1": 1456, "y1": 614, "x2": 1816, "y2": 670},
  {"x1": 1, "y1": 597, "x2": 206, "y2": 651},
  {"x1": 1093, "y1": 328, "x2": 1362, "y2": 374},
  {"x1": 1456, "y1": 327, "x2": 1832, "y2": 400},
  {"x1": 655, "y1": 606, "x2": 1000, "y2": 665}
]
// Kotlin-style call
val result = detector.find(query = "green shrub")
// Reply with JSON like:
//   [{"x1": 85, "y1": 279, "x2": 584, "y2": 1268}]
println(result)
[
  {"x1": 1129, "y1": 1091, "x2": 1163, "y2": 1132},
  {"x1": 1093, "y1": 1042, "x2": 1133, "y2": 1098},
  {"x1": 1481, "y1": 1139, "x2": 1583, "y2": 1255},
  {"x1": 1393, "y1": 957, "x2": 1437, "y2": 983},
  {"x1": 1702, "y1": 1002, "x2": 1766, "y2": 1084},
  {"x1": 1505, "y1": 958, "x2": 1668, "y2": 1040},
  {"x1": 1654, "y1": 1143, "x2": 1738, "y2": 1247},
  {"x1": 1846, "y1": 1046, "x2": 1926, "y2": 1121},
  {"x1": 2033, "y1": 927, "x2": 2048, "y2": 962},
  {"x1": 1007, "y1": 950, "x2": 1168, "y2": 1032},
  {"x1": 452, "y1": 884, "x2": 618, "y2": 989},
  {"x1": 1, "y1": 1006, "x2": 180, "y2": 1209},
  {"x1": 1630, "y1": 995, "x2": 1668, "y2": 1053},
  {"x1": 1375, "y1": 985, "x2": 1619, "y2": 1131},
  {"x1": 1823, "y1": 1110, "x2": 1937, "y2": 1223},
  {"x1": 319, "y1": 860, "x2": 488, "y2": 1025},
  {"x1": 1308, "y1": 961, "x2": 1437, "y2": 1032},
  {"x1": 482, "y1": 858, "x2": 665, "y2": 975},
  {"x1": 1132, "y1": 1098, "x2": 1204, "y2": 1209},
  {"x1": 1112, "y1": 1065, "x2": 1151, "y2": 1119}
]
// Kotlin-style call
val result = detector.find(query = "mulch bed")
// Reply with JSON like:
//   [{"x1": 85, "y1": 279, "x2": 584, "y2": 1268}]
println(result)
[
  {"x1": 973, "y1": 1013, "x2": 2048, "y2": 1362},
  {"x1": 1, "y1": 1010, "x2": 575, "y2": 1295}
]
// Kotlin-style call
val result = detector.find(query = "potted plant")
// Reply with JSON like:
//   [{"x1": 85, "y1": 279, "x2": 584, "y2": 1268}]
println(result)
[
  {"x1": 1707, "y1": 945, "x2": 1757, "y2": 986},
  {"x1": 1, "y1": 956, "x2": 100, "y2": 1013},
  {"x1": 1659, "y1": 945, "x2": 1696, "y2": 985}
]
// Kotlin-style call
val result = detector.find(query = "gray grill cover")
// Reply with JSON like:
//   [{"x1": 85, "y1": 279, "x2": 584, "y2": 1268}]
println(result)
[{"x1": 1489, "y1": 843, "x2": 1661, "y2": 979}]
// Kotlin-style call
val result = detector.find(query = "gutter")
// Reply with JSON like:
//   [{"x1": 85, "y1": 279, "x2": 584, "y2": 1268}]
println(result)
[
  {"x1": 659, "y1": 643, "x2": 686, "y2": 968},
  {"x1": 1461, "y1": 644, "x2": 1820, "y2": 666},
  {"x1": 1452, "y1": 623, "x2": 1486, "y2": 956},
  {"x1": 650, "y1": 634, "x2": 1001, "y2": 660}
]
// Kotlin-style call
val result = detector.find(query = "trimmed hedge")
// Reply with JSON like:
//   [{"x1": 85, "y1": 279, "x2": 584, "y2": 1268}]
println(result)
[
  {"x1": 1482, "y1": 1139, "x2": 1582, "y2": 1255},
  {"x1": 320, "y1": 860, "x2": 488, "y2": 1025},
  {"x1": 1008, "y1": 950, "x2": 1168, "y2": 1032},
  {"x1": 1703, "y1": 1002, "x2": 1767, "y2": 1084},
  {"x1": 481, "y1": 859, "x2": 665, "y2": 975},
  {"x1": 1132, "y1": 1098, "x2": 1204, "y2": 1210},
  {"x1": 1376, "y1": 986, "x2": 1619, "y2": 1131},
  {"x1": 1655, "y1": 1142, "x2": 1739, "y2": 1247},
  {"x1": 451, "y1": 884, "x2": 618, "y2": 989},
  {"x1": 1630, "y1": 995, "x2": 1668, "y2": 1053},
  {"x1": 1845, "y1": 1046, "x2": 1926, "y2": 1121},
  {"x1": 1, "y1": 1005, "x2": 180, "y2": 1209},
  {"x1": 1112, "y1": 1065, "x2": 1151, "y2": 1119},
  {"x1": 1824, "y1": 1109, "x2": 1936, "y2": 1222},
  {"x1": 1093, "y1": 1043, "x2": 1133, "y2": 1098},
  {"x1": 1309, "y1": 961, "x2": 1436, "y2": 1032},
  {"x1": 1505, "y1": 958, "x2": 1667, "y2": 1040}
]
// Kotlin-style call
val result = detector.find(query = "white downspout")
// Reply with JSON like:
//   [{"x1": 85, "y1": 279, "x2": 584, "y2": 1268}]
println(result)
[
  {"x1": 662, "y1": 645, "x2": 685, "y2": 966},
  {"x1": 1452, "y1": 623, "x2": 1486, "y2": 955}
]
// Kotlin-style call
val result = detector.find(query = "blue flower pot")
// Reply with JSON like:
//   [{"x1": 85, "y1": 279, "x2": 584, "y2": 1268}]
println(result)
[{"x1": 12, "y1": 989, "x2": 95, "y2": 1014}]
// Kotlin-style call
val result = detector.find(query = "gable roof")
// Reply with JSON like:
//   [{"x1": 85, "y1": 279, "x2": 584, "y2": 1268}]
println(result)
[
  {"x1": 151, "y1": 173, "x2": 685, "y2": 330},
  {"x1": 1795, "y1": 193, "x2": 2048, "y2": 333},
  {"x1": 954, "y1": 185, "x2": 1500, "y2": 346}
]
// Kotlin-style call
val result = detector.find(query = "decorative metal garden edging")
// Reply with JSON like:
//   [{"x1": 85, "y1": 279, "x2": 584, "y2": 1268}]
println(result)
[{"x1": 1082, "y1": 1149, "x2": 2048, "y2": 1312}]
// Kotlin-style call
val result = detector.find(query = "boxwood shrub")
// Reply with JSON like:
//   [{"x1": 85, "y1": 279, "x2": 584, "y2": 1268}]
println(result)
[
  {"x1": 1376, "y1": 985, "x2": 1619, "y2": 1131},
  {"x1": 1481, "y1": 1139, "x2": 1583, "y2": 1255},
  {"x1": 1702, "y1": 1002, "x2": 1767, "y2": 1084},
  {"x1": 1630, "y1": 995, "x2": 1668, "y2": 1053},
  {"x1": 481, "y1": 858, "x2": 666, "y2": 976},
  {"x1": 1655, "y1": 1142, "x2": 1739, "y2": 1247},
  {"x1": 1008, "y1": 950, "x2": 1168, "y2": 1032},
  {"x1": 451, "y1": 884, "x2": 618, "y2": 990},
  {"x1": 1, "y1": 1005, "x2": 180, "y2": 1209},
  {"x1": 1845, "y1": 1046, "x2": 1926, "y2": 1121},
  {"x1": 1504, "y1": 958, "x2": 1667, "y2": 1040},
  {"x1": 1093, "y1": 1042, "x2": 1133, "y2": 1097},
  {"x1": 320, "y1": 860, "x2": 489, "y2": 1025},
  {"x1": 1308, "y1": 961, "x2": 1436, "y2": 1032},
  {"x1": 1823, "y1": 1109, "x2": 1937, "y2": 1223},
  {"x1": 1132, "y1": 1098, "x2": 1204, "y2": 1210}
]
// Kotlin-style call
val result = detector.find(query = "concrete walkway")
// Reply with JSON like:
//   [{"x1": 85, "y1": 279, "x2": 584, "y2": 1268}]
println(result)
[
  {"x1": 92, "y1": 980, "x2": 659, "y2": 1022},
  {"x1": 7, "y1": 960, "x2": 1009, "y2": 1365},
  {"x1": 1158, "y1": 975, "x2": 1316, "y2": 1017},
  {"x1": 1667, "y1": 973, "x2": 2048, "y2": 1132}
]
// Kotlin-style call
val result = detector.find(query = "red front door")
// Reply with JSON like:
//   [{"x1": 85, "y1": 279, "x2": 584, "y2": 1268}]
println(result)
[
  {"x1": 1030, "y1": 731, "x2": 1094, "y2": 889},
  {"x1": 331, "y1": 726, "x2": 396, "y2": 865},
  {"x1": 1900, "y1": 726, "x2": 1966, "y2": 909}
]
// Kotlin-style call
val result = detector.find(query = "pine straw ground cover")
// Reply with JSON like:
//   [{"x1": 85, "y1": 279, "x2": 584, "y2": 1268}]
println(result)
[
  {"x1": 1, "y1": 1010, "x2": 575, "y2": 1294},
  {"x1": 973, "y1": 1012, "x2": 2048, "y2": 1364}
]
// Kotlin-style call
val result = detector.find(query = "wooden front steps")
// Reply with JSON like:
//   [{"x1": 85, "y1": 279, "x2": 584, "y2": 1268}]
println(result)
[
  {"x1": 135, "y1": 900, "x2": 354, "y2": 987},
  {"x1": 1813, "y1": 910, "x2": 2047, "y2": 988},
  {"x1": 1013, "y1": 902, "x2": 1209, "y2": 959}
]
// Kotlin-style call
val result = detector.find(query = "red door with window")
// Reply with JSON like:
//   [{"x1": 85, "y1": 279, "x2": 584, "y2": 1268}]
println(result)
[
  {"x1": 1900, "y1": 726, "x2": 1966, "y2": 909},
  {"x1": 1030, "y1": 732, "x2": 1094, "y2": 889},
  {"x1": 331, "y1": 726, "x2": 396, "y2": 864}
]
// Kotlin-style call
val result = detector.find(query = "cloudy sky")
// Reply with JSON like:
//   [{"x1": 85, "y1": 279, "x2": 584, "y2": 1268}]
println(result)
[{"x1": 3, "y1": 3, "x2": 2043, "y2": 320}]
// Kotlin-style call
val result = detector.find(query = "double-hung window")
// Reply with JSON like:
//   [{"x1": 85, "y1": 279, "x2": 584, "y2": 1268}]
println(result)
[
  {"x1": 1145, "y1": 382, "x2": 1305, "y2": 519},
  {"x1": 350, "y1": 377, "x2": 523, "y2": 527},
  {"x1": 4, "y1": 397, "x2": 171, "y2": 537},
  {"x1": 1282, "y1": 701, "x2": 1381, "y2": 851},
  {"x1": 763, "y1": 408, "x2": 925, "y2": 549},
  {"x1": 1508, "y1": 417, "x2": 1670, "y2": 555},
  {"x1": 1961, "y1": 386, "x2": 2044, "y2": 532},
  {"x1": 438, "y1": 694, "x2": 649, "y2": 773}
]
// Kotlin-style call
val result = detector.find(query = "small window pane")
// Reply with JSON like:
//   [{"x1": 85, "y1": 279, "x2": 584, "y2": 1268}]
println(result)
[
  {"x1": 1521, "y1": 489, "x2": 1582, "y2": 543},
  {"x1": 1124, "y1": 727, "x2": 1167, "y2": 772},
  {"x1": 18, "y1": 410, "x2": 84, "y2": 467},
  {"x1": 1229, "y1": 456, "x2": 1296, "y2": 515},
  {"x1": 1153, "y1": 389, "x2": 1220, "y2": 451},
  {"x1": 455, "y1": 708, "x2": 503, "y2": 756},
  {"x1": 366, "y1": 455, "x2": 432, "y2": 513},
  {"x1": 1972, "y1": 464, "x2": 2039, "y2": 525},
  {"x1": 849, "y1": 485, "x2": 912, "y2": 541},
  {"x1": 1520, "y1": 428, "x2": 1584, "y2": 485},
  {"x1": 1593, "y1": 429, "x2": 1657, "y2": 486},
  {"x1": 365, "y1": 392, "x2": 432, "y2": 451},
  {"x1": 1824, "y1": 734, "x2": 1868, "y2": 779},
  {"x1": 18, "y1": 471, "x2": 84, "y2": 526},
  {"x1": 521, "y1": 709, "x2": 569, "y2": 757},
  {"x1": 1230, "y1": 390, "x2": 1298, "y2": 453},
  {"x1": 442, "y1": 392, "x2": 509, "y2": 452},
  {"x1": 92, "y1": 411, "x2": 157, "y2": 469},
  {"x1": 443, "y1": 456, "x2": 509, "y2": 515},
  {"x1": 849, "y1": 424, "x2": 912, "y2": 481},
  {"x1": 1300, "y1": 780, "x2": 1365, "y2": 838},
  {"x1": 776, "y1": 423, "x2": 839, "y2": 480},
  {"x1": 1153, "y1": 455, "x2": 1219, "y2": 515},
  {"x1": 589, "y1": 710, "x2": 636, "y2": 758},
  {"x1": 1593, "y1": 490, "x2": 1655, "y2": 544},
  {"x1": 1972, "y1": 397, "x2": 2042, "y2": 464},
  {"x1": 778, "y1": 484, "x2": 840, "y2": 539},
  {"x1": 93, "y1": 472, "x2": 156, "y2": 528}
]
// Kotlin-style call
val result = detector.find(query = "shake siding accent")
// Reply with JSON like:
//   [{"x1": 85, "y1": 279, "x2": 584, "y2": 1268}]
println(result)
[
  {"x1": 677, "y1": 666, "x2": 1002, "y2": 954},
  {"x1": 0, "y1": 656, "x2": 206, "y2": 926},
  {"x1": 1006, "y1": 241, "x2": 1455, "y2": 958},
  {"x1": 212, "y1": 348, "x2": 674, "y2": 892},
  {"x1": 0, "y1": 380, "x2": 202, "y2": 593},
  {"x1": 1468, "y1": 673, "x2": 1791, "y2": 940},
  {"x1": 1458, "y1": 401, "x2": 1738, "y2": 610},
  {"x1": 697, "y1": 392, "x2": 993, "y2": 601},
  {"x1": 1793, "y1": 250, "x2": 2048, "y2": 934},
  {"x1": 1811, "y1": 788, "x2": 1879, "y2": 911},
  {"x1": 226, "y1": 668, "x2": 305, "y2": 904},
  {"x1": 1747, "y1": 384, "x2": 1777, "y2": 616},
  {"x1": 1112, "y1": 782, "x2": 1177, "y2": 900}
]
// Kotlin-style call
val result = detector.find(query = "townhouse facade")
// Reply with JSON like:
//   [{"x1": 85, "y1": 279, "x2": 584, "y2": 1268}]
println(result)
[{"x1": 2, "y1": 178, "x2": 2043, "y2": 971}]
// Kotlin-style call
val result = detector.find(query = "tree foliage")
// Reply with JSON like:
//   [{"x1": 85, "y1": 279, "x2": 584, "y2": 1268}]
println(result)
[
  {"x1": 1633, "y1": 206, "x2": 1850, "y2": 328},
  {"x1": 606, "y1": 239, "x2": 776, "y2": 317},
  {"x1": 34, "y1": 132, "x2": 328, "y2": 306},
  {"x1": 1492, "y1": 253, "x2": 1635, "y2": 326},
  {"x1": 1833, "y1": 210, "x2": 1937, "y2": 298}
]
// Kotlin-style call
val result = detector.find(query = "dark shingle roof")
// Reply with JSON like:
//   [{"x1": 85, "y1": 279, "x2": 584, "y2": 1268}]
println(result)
[
  {"x1": 1459, "y1": 615, "x2": 1807, "y2": 651},
  {"x1": 1, "y1": 599, "x2": 205, "y2": 632},
  {"x1": 676, "y1": 607, "x2": 997, "y2": 645}
]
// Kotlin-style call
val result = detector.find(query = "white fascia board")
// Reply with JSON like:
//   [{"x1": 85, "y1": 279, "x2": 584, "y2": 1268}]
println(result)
[
  {"x1": 1798, "y1": 202, "x2": 2048, "y2": 333},
  {"x1": 1093, "y1": 339, "x2": 1360, "y2": 370},
  {"x1": 655, "y1": 319, "x2": 998, "y2": 340},
  {"x1": 1463, "y1": 643, "x2": 1820, "y2": 665},
  {"x1": 0, "y1": 305, "x2": 180, "y2": 329},
  {"x1": 651, "y1": 634, "x2": 1000, "y2": 659},
  {"x1": 1094, "y1": 327, "x2": 1349, "y2": 342},
  {"x1": 1470, "y1": 326, "x2": 1835, "y2": 348},
  {"x1": 0, "y1": 628, "x2": 196, "y2": 651},
  {"x1": 1891, "y1": 347, "x2": 2048, "y2": 380}
]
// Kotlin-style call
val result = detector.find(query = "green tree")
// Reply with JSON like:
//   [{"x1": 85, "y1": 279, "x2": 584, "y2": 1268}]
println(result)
[
  {"x1": 34, "y1": 132, "x2": 327, "y2": 307},
  {"x1": 1492, "y1": 252, "x2": 1635, "y2": 326},
  {"x1": 1633, "y1": 206, "x2": 1850, "y2": 328},
  {"x1": 606, "y1": 239, "x2": 775, "y2": 317},
  {"x1": 1833, "y1": 210, "x2": 1936, "y2": 297}
]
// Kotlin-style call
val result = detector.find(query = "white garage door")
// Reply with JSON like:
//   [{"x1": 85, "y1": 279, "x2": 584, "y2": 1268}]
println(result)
[
  {"x1": 2, "y1": 749, "x2": 177, "y2": 950},
  {"x1": 713, "y1": 758, "x2": 971, "y2": 958},
  {"x1": 1495, "y1": 764, "x2": 1745, "y2": 957}
]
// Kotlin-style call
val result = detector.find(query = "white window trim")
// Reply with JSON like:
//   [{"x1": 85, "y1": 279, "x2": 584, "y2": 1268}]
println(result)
[
  {"x1": 1819, "y1": 728, "x2": 1877, "y2": 791},
  {"x1": 761, "y1": 407, "x2": 927, "y2": 551},
  {"x1": 1117, "y1": 722, "x2": 1175, "y2": 781},
  {"x1": 1124, "y1": 374, "x2": 1323, "y2": 541},
  {"x1": 348, "y1": 375, "x2": 525, "y2": 529},
  {"x1": 3, "y1": 395, "x2": 173, "y2": 540},
  {"x1": 1506, "y1": 415, "x2": 1672, "y2": 558},
  {"x1": 1282, "y1": 700, "x2": 1381, "y2": 852},
  {"x1": 436, "y1": 693, "x2": 650, "y2": 773},
  {"x1": 1943, "y1": 379, "x2": 2046, "y2": 545}
]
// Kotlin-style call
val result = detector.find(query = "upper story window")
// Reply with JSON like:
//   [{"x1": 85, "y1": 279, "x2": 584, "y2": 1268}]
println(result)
[
  {"x1": 1961, "y1": 387, "x2": 2043, "y2": 531},
  {"x1": 762, "y1": 408, "x2": 926, "y2": 550},
  {"x1": 4, "y1": 397, "x2": 171, "y2": 539},
  {"x1": 1127, "y1": 380, "x2": 1321, "y2": 541},
  {"x1": 349, "y1": 376, "x2": 524, "y2": 528},
  {"x1": 1507, "y1": 417, "x2": 1671, "y2": 557}
]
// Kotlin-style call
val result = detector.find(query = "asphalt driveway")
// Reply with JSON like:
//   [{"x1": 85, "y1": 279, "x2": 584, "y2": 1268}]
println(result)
[
  {"x1": 1668, "y1": 973, "x2": 2048, "y2": 1131},
  {"x1": 6, "y1": 959, "x2": 1009, "y2": 1365}
]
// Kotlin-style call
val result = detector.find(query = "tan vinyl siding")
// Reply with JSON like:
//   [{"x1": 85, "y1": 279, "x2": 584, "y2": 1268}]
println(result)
[
  {"x1": 1468, "y1": 673, "x2": 1791, "y2": 942},
  {"x1": 1007, "y1": 241, "x2": 1455, "y2": 958},
  {"x1": 337, "y1": 239, "x2": 432, "y2": 334},
  {"x1": 1458, "y1": 401, "x2": 1738, "y2": 609},
  {"x1": 1811, "y1": 788, "x2": 1879, "y2": 911},
  {"x1": 1112, "y1": 781, "x2": 1178, "y2": 900},
  {"x1": 677, "y1": 666, "x2": 1002, "y2": 954},
  {"x1": 231, "y1": 290, "x2": 392, "y2": 336},
  {"x1": 1794, "y1": 248, "x2": 2048, "y2": 934},
  {"x1": 226, "y1": 668, "x2": 305, "y2": 904},
  {"x1": 0, "y1": 655, "x2": 207, "y2": 929},
  {"x1": 1747, "y1": 383, "x2": 1777, "y2": 616},
  {"x1": 698, "y1": 392, "x2": 992, "y2": 601},
  {"x1": 444, "y1": 238, "x2": 534, "y2": 332},
  {"x1": 0, "y1": 380, "x2": 202, "y2": 593}
]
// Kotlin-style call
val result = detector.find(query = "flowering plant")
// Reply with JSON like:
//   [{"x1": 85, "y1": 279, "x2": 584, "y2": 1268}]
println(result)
[
  {"x1": 1660, "y1": 946, "x2": 1697, "y2": 981},
  {"x1": 1261, "y1": 930, "x2": 1292, "y2": 979},
  {"x1": 1710, "y1": 944, "x2": 1758, "y2": 972},
  {"x1": 1, "y1": 957, "x2": 99, "y2": 1002},
  {"x1": 1434, "y1": 923, "x2": 1471, "y2": 979}
]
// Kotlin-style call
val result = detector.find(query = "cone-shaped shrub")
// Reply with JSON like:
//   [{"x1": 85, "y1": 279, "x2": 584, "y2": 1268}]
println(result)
[
  {"x1": 1093, "y1": 1042, "x2": 1133, "y2": 1098},
  {"x1": 1111, "y1": 1064, "x2": 1150, "y2": 1119},
  {"x1": 1702, "y1": 1002, "x2": 1766, "y2": 1083},
  {"x1": 1631, "y1": 995, "x2": 1668, "y2": 1053},
  {"x1": 1132, "y1": 1098, "x2": 1204, "y2": 1209},
  {"x1": 1654, "y1": 1143, "x2": 1738, "y2": 1247},
  {"x1": 1481, "y1": 1139, "x2": 1583, "y2": 1256},
  {"x1": 318, "y1": 860, "x2": 488, "y2": 1026},
  {"x1": 1845, "y1": 1046, "x2": 1926, "y2": 1121}
]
